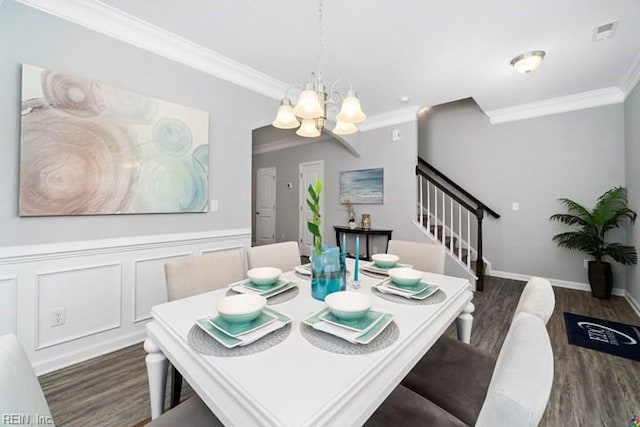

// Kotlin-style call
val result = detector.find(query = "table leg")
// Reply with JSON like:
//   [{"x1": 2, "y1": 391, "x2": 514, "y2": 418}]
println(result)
[
  {"x1": 456, "y1": 302, "x2": 475, "y2": 344},
  {"x1": 144, "y1": 337, "x2": 168, "y2": 419},
  {"x1": 366, "y1": 235, "x2": 371, "y2": 260}
]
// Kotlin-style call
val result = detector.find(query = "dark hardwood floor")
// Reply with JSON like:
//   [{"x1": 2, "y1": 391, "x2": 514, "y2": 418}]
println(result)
[{"x1": 38, "y1": 276, "x2": 640, "y2": 426}]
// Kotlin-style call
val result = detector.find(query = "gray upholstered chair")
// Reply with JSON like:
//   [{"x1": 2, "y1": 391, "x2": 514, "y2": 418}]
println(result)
[
  {"x1": 0, "y1": 334, "x2": 222, "y2": 427},
  {"x1": 386, "y1": 239, "x2": 446, "y2": 274},
  {"x1": 366, "y1": 312, "x2": 554, "y2": 427},
  {"x1": 246, "y1": 241, "x2": 301, "y2": 272},
  {"x1": 164, "y1": 248, "x2": 245, "y2": 407}
]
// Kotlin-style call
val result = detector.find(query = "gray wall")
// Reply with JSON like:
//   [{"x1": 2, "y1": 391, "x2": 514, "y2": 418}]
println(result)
[
  {"x1": 0, "y1": 1, "x2": 274, "y2": 246},
  {"x1": 252, "y1": 121, "x2": 419, "y2": 253},
  {"x1": 625, "y1": 82, "x2": 640, "y2": 303},
  {"x1": 419, "y1": 99, "x2": 627, "y2": 289}
]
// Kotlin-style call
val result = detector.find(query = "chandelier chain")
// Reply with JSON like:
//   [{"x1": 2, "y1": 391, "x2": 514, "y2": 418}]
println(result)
[{"x1": 317, "y1": 0, "x2": 324, "y2": 82}]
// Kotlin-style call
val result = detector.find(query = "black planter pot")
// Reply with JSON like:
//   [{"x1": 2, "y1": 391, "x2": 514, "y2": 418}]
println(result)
[{"x1": 587, "y1": 261, "x2": 613, "y2": 299}]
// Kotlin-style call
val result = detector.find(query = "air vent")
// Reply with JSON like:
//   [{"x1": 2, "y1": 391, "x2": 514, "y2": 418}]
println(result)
[{"x1": 593, "y1": 21, "x2": 618, "y2": 42}]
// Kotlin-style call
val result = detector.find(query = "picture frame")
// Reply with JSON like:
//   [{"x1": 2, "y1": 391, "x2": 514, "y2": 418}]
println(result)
[{"x1": 339, "y1": 168, "x2": 383, "y2": 204}]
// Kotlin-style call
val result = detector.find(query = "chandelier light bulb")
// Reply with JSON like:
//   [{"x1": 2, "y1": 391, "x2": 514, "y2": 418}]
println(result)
[
  {"x1": 336, "y1": 90, "x2": 366, "y2": 123},
  {"x1": 296, "y1": 118, "x2": 321, "y2": 138},
  {"x1": 332, "y1": 121, "x2": 358, "y2": 135},
  {"x1": 272, "y1": 99, "x2": 301, "y2": 129},
  {"x1": 292, "y1": 84, "x2": 324, "y2": 119}
]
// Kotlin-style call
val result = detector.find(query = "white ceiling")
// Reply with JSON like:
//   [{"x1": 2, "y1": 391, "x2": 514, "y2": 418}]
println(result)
[{"x1": 95, "y1": 0, "x2": 640, "y2": 119}]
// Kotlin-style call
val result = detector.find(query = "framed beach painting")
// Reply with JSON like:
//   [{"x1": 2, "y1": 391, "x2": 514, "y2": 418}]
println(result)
[
  {"x1": 19, "y1": 64, "x2": 210, "y2": 216},
  {"x1": 339, "y1": 168, "x2": 384, "y2": 204}
]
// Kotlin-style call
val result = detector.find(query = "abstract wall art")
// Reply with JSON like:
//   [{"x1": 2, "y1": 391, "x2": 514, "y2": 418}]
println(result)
[
  {"x1": 339, "y1": 168, "x2": 384, "y2": 204},
  {"x1": 19, "y1": 64, "x2": 210, "y2": 216}
]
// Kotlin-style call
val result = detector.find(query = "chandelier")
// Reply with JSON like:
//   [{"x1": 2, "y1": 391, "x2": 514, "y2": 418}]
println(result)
[{"x1": 271, "y1": 0, "x2": 366, "y2": 137}]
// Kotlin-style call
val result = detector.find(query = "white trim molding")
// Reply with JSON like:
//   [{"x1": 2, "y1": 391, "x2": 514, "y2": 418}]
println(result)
[
  {"x1": 0, "y1": 229, "x2": 252, "y2": 375},
  {"x1": 359, "y1": 105, "x2": 420, "y2": 131},
  {"x1": 486, "y1": 87, "x2": 625, "y2": 124},
  {"x1": 490, "y1": 270, "x2": 626, "y2": 297},
  {"x1": 0, "y1": 228, "x2": 251, "y2": 265},
  {"x1": 621, "y1": 50, "x2": 640, "y2": 97},
  {"x1": 15, "y1": 0, "x2": 287, "y2": 100}
]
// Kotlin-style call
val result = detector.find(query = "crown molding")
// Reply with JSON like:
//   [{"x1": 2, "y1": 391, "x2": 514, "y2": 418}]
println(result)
[
  {"x1": 620, "y1": 50, "x2": 640, "y2": 98},
  {"x1": 359, "y1": 105, "x2": 420, "y2": 131},
  {"x1": 15, "y1": 0, "x2": 287, "y2": 100},
  {"x1": 486, "y1": 87, "x2": 625, "y2": 124}
]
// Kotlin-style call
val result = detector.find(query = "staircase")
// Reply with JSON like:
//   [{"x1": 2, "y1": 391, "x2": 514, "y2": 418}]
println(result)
[{"x1": 415, "y1": 158, "x2": 500, "y2": 291}]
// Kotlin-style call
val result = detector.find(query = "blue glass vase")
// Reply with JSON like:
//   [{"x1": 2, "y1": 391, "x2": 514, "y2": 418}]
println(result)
[{"x1": 311, "y1": 245, "x2": 345, "y2": 301}]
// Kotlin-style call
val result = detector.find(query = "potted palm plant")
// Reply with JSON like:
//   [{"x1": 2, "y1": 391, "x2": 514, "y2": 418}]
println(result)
[{"x1": 550, "y1": 186, "x2": 637, "y2": 299}]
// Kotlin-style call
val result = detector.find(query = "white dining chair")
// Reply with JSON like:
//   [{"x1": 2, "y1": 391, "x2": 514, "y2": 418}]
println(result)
[
  {"x1": 0, "y1": 334, "x2": 53, "y2": 424},
  {"x1": 366, "y1": 312, "x2": 554, "y2": 426},
  {"x1": 164, "y1": 248, "x2": 245, "y2": 407},
  {"x1": 0, "y1": 333, "x2": 222, "y2": 427},
  {"x1": 246, "y1": 241, "x2": 301, "y2": 272},
  {"x1": 386, "y1": 239, "x2": 446, "y2": 274},
  {"x1": 513, "y1": 276, "x2": 555, "y2": 324}
]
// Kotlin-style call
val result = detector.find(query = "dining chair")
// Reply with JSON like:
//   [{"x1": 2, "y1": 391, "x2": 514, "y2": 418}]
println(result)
[
  {"x1": 386, "y1": 239, "x2": 446, "y2": 274},
  {"x1": 246, "y1": 241, "x2": 301, "y2": 272},
  {"x1": 0, "y1": 333, "x2": 222, "y2": 427},
  {"x1": 164, "y1": 248, "x2": 245, "y2": 407},
  {"x1": 365, "y1": 312, "x2": 554, "y2": 426},
  {"x1": 391, "y1": 277, "x2": 555, "y2": 425},
  {"x1": 513, "y1": 276, "x2": 555, "y2": 324}
]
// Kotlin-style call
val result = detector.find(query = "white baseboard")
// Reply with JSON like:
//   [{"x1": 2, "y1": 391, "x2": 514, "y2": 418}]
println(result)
[
  {"x1": 625, "y1": 292, "x2": 640, "y2": 318},
  {"x1": 34, "y1": 330, "x2": 147, "y2": 376},
  {"x1": 490, "y1": 269, "x2": 626, "y2": 297}
]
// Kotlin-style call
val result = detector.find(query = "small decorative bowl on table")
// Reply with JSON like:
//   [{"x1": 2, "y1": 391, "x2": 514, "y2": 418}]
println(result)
[
  {"x1": 325, "y1": 291, "x2": 373, "y2": 321},
  {"x1": 371, "y1": 253, "x2": 399, "y2": 268},
  {"x1": 247, "y1": 267, "x2": 282, "y2": 287},
  {"x1": 388, "y1": 268, "x2": 422, "y2": 287},
  {"x1": 216, "y1": 294, "x2": 267, "y2": 324}
]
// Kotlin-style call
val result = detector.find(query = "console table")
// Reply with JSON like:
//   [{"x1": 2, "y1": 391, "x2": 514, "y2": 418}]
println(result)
[{"x1": 334, "y1": 226, "x2": 393, "y2": 261}]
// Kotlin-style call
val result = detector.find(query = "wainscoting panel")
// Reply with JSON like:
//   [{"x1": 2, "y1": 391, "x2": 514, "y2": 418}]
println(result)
[
  {"x1": 133, "y1": 253, "x2": 190, "y2": 323},
  {"x1": 0, "y1": 229, "x2": 252, "y2": 374},
  {"x1": 37, "y1": 263, "x2": 123, "y2": 350},
  {"x1": 0, "y1": 276, "x2": 17, "y2": 335}
]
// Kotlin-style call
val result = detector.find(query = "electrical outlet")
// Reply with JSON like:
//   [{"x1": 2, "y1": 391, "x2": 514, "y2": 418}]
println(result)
[
  {"x1": 210, "y1": 200, "x2": 219, "y2": 211},
  {"x1": 281, "y1": 233, "x2": 286, "y2": 239},
  {"x1": 51, "y1": 308, "x2": 66, "y2": 327},
  {"x1": 372, "y1": 246, "x2": 379, "y2": 254},
  {"x1": 584, "y1": 259, "x2": 590, "y2": 269}
]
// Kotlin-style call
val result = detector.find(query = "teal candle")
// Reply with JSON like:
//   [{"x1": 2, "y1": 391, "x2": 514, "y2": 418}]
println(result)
[{"x1": 354, "y1": 236, "x2": 359, "y2": 281}]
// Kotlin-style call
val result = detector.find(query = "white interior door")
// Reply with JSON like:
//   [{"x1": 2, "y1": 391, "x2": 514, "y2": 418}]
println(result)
[
  {"x1": 256, "y1": 167, "x2": 276, "y2": 245},
  {"x1": 299, "y1": 161, "x2": 324, "y2": 257}
]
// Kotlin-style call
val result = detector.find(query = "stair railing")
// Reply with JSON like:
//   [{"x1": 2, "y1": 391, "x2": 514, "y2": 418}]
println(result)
[{"x1": 416, "y1": 157, "x2": 500, "y2": 291}]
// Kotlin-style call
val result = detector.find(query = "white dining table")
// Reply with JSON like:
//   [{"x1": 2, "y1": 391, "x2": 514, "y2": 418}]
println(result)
[{"x1": 144, "y1": 259, "x2": 474, "y2": 426}]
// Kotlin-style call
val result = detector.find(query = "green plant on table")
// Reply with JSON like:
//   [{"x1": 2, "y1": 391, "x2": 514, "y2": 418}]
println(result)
[{"x1": 306, "y1": 179, "x2": 323, "y2": 256}]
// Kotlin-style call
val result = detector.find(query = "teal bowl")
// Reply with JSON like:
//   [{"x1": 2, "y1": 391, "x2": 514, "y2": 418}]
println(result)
[
  {"x1": 388, "y1": 268, "x2": 422, "y2": 287},
  {"x1": 247, "y1": 267, "x2": 282, "y2": 287},
  {"x1": 371, "y1": 253, "x2": 399, "y2": 268},
  {"x1": 216, "y1": 294, "x2": 266, "y2": 324},
  {"x1": 325, "y1": 291, "x2": 373, "y2": 321}
]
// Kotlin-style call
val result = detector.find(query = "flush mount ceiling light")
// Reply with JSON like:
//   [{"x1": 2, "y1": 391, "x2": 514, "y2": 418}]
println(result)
[
  {"x1": 272, "y1": 0, "x2": 366, "y2": 137},
  {"x1": 510, "y1": 50, "x2": 546, "y2": 74}
]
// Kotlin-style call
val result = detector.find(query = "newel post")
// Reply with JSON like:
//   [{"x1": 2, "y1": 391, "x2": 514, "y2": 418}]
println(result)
[{"x1": 475, "y1": 207, "x2": 485, "y2": 292}]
